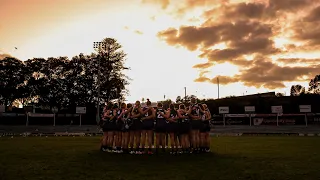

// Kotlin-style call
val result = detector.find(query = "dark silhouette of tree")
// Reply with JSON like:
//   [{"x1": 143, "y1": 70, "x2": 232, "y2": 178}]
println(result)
[
  {"x1": 93, "y1": 38, "x2": 130, "y2": 104},
  {"x1": 290, "y1": 84, "x2": 305, "y2": 96},
  {"x1": 176, "y1": 96, "x2": 183, "y2": 103},
  {"x1": 0, "y1": 57, "x2": 28, "y2": 107},
  {"x1": 276, "y1": 92, "x2": 284, "y2": 97},
  {"x1": 158, "y1": 99, "x2": 172, "y2": 109},
  {"x1": 308, "y1": 75, "x2": 320, "y2": 94}
]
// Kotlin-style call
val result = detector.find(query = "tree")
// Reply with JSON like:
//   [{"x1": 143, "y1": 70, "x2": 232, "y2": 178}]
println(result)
[
  {"x1": 64, "y1": 54, "x2": 96, "y2": 107},
  {"x1": 308, "y1": 75, "x2": 320, "y2": 94},
  {"x1": 0, "y1": 57, "x2": 28, "y2": 107},
  {"x1": 35, "y1": 57, "x2": 69, "y2": 109},
  {"x1": 93, "y1": 38, "x2": 130, "y2": 104},
  {"x1": 159, "y1": 99, "x2": 172, "y2": 109},
  {"x1": 276, "y1": 92, "x2": 284, "y2": 97},
  {"x1": 290, "y1": 84, "x2": 305, "y2": 96},
  {"x1": 175, "y1": 95, "x2": 199, "y2": 104},
  {"x1": 176, "y1": 96, "x2": 183, "y2": 103}
]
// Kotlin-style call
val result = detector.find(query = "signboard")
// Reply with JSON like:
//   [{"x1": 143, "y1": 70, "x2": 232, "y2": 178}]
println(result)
[
  {"x1": 76, "y1": 107, "x2": 86, "y2": 114},
  {"x1": 245, "y1": 106, "x2": 255, "y2": 112},
  {"x1": 219, "y1": 106, "x2": 229, "y2": 114},
  {"x1": 299, "y1": 105, "x2": 311, "y2": 113},
  {"x1": 0, "y1": 105, "x2": 5, "y2": 113},
  {"x1": 271, "y1": 106, "x2": 283, "y2": 113}
]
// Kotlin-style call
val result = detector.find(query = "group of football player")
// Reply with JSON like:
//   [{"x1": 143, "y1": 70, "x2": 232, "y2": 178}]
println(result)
[{"x1": 100, "y1": 97, "x2": 211, "y2": 155}]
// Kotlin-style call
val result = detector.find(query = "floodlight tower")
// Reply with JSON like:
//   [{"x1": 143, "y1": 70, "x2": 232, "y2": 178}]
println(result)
[{"x1": 93, "y1": 42, "x2": 106, "y2": 124}]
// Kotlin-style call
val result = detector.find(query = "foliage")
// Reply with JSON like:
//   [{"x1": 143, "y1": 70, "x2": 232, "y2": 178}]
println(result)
[
  {"x1": 308, "y1": 75, "x2": 320, "y2": 94},
  {"x1": 290, "y1": 84, "x2": 305, "y2": 96},
  {"x1": 0, "y1": 38, "x2": 129, "y2": 110}
]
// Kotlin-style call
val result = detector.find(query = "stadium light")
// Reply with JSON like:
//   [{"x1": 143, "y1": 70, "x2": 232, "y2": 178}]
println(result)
[{"x1": 93, "y1": 42, "x2": 107, "y2": 124}]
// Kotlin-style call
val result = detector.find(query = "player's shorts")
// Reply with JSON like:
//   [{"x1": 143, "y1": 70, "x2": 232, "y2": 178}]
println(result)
[
  {"x1": 166, "y1": 122, "x2": 178, "y2": 133},
  {"x1": 200, "y1": 120, "x2": 211, "y2": 132},
  {"x1": 116, "y1": 120, "x2": 124, "y2": 131},
  {"x1": 131, "y1": 118, "x2": 142, "y2": 131},
  {"x1": 191, "y1": 120, "x2": 203, "y2": 130},
  {"x1": 155, "y1": 119, "x2": 166, "y2": 133},
  {"x1": 101, "y1": 120, "x2": 108, "y2": 132},
  {"x1": 179, "y1": 121, "x2": 191, "y2": 134},
  {"x1": 142, "y1": 119, "x2": 154, "y2": 130},
  {"x1": 103, "y1": 121, "x2": 116, "y2": 132}
]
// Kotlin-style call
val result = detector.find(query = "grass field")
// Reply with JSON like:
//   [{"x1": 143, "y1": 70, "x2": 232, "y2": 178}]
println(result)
[{"x1": 0, "y1": 136, "x2": 320, "y2": 180}]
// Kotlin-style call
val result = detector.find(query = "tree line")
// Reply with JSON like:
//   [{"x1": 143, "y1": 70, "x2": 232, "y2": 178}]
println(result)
[{"x1": 0, "y1": 38, "x2": 129, "y2": 111}]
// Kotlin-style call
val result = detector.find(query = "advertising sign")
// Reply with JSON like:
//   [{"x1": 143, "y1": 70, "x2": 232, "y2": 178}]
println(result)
[
  {"x1": 219, "y1": 106, "x2": 229, "y2": 114},
  {"x1": 299, "y1": 105, "x2": 311, "y2": 113},
  {"x1": 245, "y1": 106, "x2": 255, "y2": 112},
  {"x1": 76, "y1": 107, "x2": 86, "y2": 114},
  {"x1": 271, "y1": 106, "x2": 283, "y2": 113}
]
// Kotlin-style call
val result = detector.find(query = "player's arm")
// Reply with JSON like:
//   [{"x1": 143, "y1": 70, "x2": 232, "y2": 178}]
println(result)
[
  {"x1": 131, "y1": 109, "x2": 141, "y2": 118},
  {"x1": 104, "y1": 110, "x2": 112, "y2": 119},
  {"x1": 177, "y1": 110, "x2": 183, "y2": 118},
  {"x1": 172, "y1": 111, "x2": 180, "y2": 121},
  {"x1": 145, "y1": 108, "x2": 155, "y2": 120},
  {"x1": 161, "y1": 110, "x2": 170, "y2": 119},
  {"x1": 187, "y1": 106, "x2": 192, "y2": 114},
  {"x1": 206, "y1": 111, "x2": 212, "y2": 120},
  {"x1": 123, "y1": 107, "x2": 133, "y2": 115},
  {"x1": 199, "y1": 106, "x2": 205, "y2": 113},
  {"x1": 165, "y1": 110, "x2": 176, "y2": 122}
]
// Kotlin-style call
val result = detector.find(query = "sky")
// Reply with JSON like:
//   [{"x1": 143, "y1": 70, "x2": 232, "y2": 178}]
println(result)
[{"x1": 1, "y1": 0, "x2": 320, "y2": 103}]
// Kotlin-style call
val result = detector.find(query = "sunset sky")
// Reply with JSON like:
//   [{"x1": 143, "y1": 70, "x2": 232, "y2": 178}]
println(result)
[{"x1": 1, "y1": 0, "x2": 320, "y2": 103}]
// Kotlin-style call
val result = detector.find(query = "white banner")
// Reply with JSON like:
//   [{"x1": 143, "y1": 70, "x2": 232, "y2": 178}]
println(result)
[
  {"x1": 271, "y1": 106, "x2": 283, "y2": 113},
  {"x1": 299, "y1": 105, "x2": 311, "y2": 113},
  {"x1": 0, "y1": 105, "x2": 5, "y2": 113},
  {"x1": 244, "y1": 106, "x2": 255, "y2": 112},
  {"x1": 219, "y1": 106, "x2": 229, "y2": 114},
  {"x1": 76, "y1": 107, "x2": 86, "y2": 114}
]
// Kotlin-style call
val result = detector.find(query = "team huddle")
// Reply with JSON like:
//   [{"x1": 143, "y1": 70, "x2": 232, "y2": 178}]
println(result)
[{"x1": 100, "y1": 97, "x2": 211, "y2": 154}]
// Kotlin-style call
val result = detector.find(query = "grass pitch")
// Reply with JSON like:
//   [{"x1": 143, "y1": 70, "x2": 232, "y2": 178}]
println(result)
[{"x1": 0, "y1": 136, "x2": 319, "y2": 180}]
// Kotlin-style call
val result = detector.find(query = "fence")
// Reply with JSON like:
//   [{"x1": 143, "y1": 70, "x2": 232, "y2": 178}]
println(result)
[
  {"x1": 210, "y1": 113, "x2": 320, "y2": 127},
  {"x1": 1, "y1": 113, "x2": 320, "y2": 127},
  {"x1": 0, "y1": 113, "x2": 96, "y2": 126}
]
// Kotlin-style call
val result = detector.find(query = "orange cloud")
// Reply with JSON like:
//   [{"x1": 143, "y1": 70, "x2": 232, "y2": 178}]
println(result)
[{"x1": 155, "y1": 0, "x2": 320, "y2": 89}]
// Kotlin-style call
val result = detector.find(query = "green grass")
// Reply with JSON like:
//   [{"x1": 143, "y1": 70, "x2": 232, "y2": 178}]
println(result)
[{"x1": 0, "y1": 136, "x2": 320, "y2": 180}]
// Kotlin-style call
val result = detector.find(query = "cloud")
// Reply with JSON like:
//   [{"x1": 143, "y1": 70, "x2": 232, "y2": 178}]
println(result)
[
  {"x1": 158, "y1": 20, "x2": 278, "y2": 63},
  {"x1": 141, "y1": 0, "x2": 170, "y2": 9},
  {"x1": 134, "y1": 30, "x2": 144, "y2": 35},
  {"x1": 291, "y1": 5, "x2": 320, "y2": 47},
  {"x1": 194, "y1": 57, "x2": 320, "y2": 89},
  {"x1": 153, "y1": 0, "x2": 320, "y2": 89},
  {"x1": 304, "y1": 5, "x2": 320, "y2": 22},
  {"x1": 124, "y1": 27, "x2": 144, "y2": 35},
  {"x1": 193, "y1": 62, "x2": 213, "y2": 69},
  {"x1": 277, "y1": 58, "x2": 320, "y2": 65}
]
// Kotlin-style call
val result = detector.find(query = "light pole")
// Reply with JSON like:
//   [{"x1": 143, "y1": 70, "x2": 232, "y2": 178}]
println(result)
[
  {"x1": 184, "y1": 87, "x2": 187, "y2": 102},
  {"x1": 93, "y1": 42, "x2": 106, "y2": 124},
  {"x1": 217, "y1": 76, "x2": 220, "y2": 99}
]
